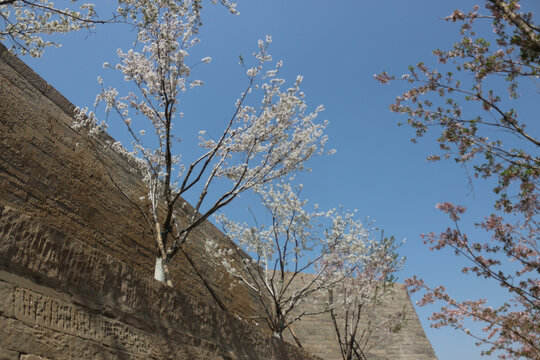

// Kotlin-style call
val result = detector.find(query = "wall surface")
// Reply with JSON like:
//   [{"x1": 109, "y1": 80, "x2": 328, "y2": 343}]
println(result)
[
  {"x1": 0, "y1": 204, "x2": 322, "y2": 360},
  {"x1": 0, "y1": 42, "x2": 436, "y2": 360}
]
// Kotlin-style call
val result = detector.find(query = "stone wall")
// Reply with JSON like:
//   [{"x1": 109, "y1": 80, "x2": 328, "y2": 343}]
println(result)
[
  {"x1": 0, "y1": 205, "x2": 319, "y2": 360},
  {"x1": 0, "y1": 42, "x2": 437, "y2": 360}
]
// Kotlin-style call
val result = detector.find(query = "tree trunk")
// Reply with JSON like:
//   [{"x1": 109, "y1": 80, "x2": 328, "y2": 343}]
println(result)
[
  {"x1": 155, "y1": 223, "x2": 173, "y2": 287},
  {"x1": 154, "y1": 257, "x2": 166, "y2": 282},
  {"x1": 154, "y1": 256, "x2": 173, "y2": 287},
  {"x1": 284, "y1": 317, "x2": 303, "y2": 348}
]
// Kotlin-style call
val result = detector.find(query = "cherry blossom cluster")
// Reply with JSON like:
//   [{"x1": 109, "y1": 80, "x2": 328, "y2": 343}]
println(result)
[
  {"x1": 405, "y1": 201, "x2": 539, "y2": 359},
  {"x1": 0, "y1": 0, "x2": 239, "y2": 57},
  {"x1": 73, "y1": 0, "x2": 329, "y2": 290},
  {"x1": 211, "y1": 181, "x2": 404, "y2": 346},
  {"x1": 375, "y1": 2, "x2": 539, "y2": 357},
  {"x1": 0, "y1": 0, "x2": 102, "y2": 57},
  {"x1": 324, "y1": 228, "x2": 405, "y2": 360}
]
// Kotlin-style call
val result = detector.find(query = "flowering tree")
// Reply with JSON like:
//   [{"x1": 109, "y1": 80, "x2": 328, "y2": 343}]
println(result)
[
  {"x1": 327, "y1": 234, "x2": 405, "y2": 360},
  {"x1": 0, "y1": 0, "x2": 235, "y2": 57},
  {"x1": 210, "y1": 181, "x2": 396, "y2": 347},
  {"x1": 74, "y1": 0, "x2": 329, "y2": 293},
  {"x1": 0, "y1": 0, "x2": 110, "y2": 57},
  {"x1": 376, "y1": 1, "x2": 539, "y2": 358}
]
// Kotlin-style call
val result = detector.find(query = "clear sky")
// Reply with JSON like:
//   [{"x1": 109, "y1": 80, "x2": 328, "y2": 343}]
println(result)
[{"x1": 16, "y1": 1, "x2": 539, "y2": 359}]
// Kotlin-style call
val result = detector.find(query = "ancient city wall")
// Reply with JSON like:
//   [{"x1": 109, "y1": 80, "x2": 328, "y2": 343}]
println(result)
[
  {"x1": 0, "y1": 204, "x2": 320, "y2": 360},
  {"x1": 0, "y1": 42, "x2": 436, "y2": 359}
]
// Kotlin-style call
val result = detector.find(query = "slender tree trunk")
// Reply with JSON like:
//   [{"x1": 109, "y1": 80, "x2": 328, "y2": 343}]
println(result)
[
  {"x1": 272, "y1": 313, "x2": 303, "y2": 347},
  {"x1": 155, "y1": 223, "x2": 173, "y2": 287},
  {"x1": 153, "y1": 256, "x2": 173, "y2": 287},
  {"x1": 154, "y1": 256, "x2": 166, "y2": 282},
  {"x1": 284, "y1": 316, "x2": 303, "y2": 348}
]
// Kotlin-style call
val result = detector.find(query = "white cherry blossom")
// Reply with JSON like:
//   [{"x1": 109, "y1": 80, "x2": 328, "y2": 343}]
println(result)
[
  {"x1": 212, "y1": 181, "x2": 403, "y2": 344},
  {"x1": 73, "y1": 0, "x2": 329, "y2": 292}
]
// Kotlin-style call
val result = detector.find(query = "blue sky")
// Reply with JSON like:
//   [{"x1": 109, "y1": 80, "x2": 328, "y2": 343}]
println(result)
[{"x1": 17, "y1": 1, "x2": 540, "y2": 359}]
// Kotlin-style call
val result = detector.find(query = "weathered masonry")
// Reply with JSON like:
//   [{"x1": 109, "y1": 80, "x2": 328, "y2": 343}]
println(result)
[{"x1": 0, "y1": 43, "x2": 437, "y2": 359}]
